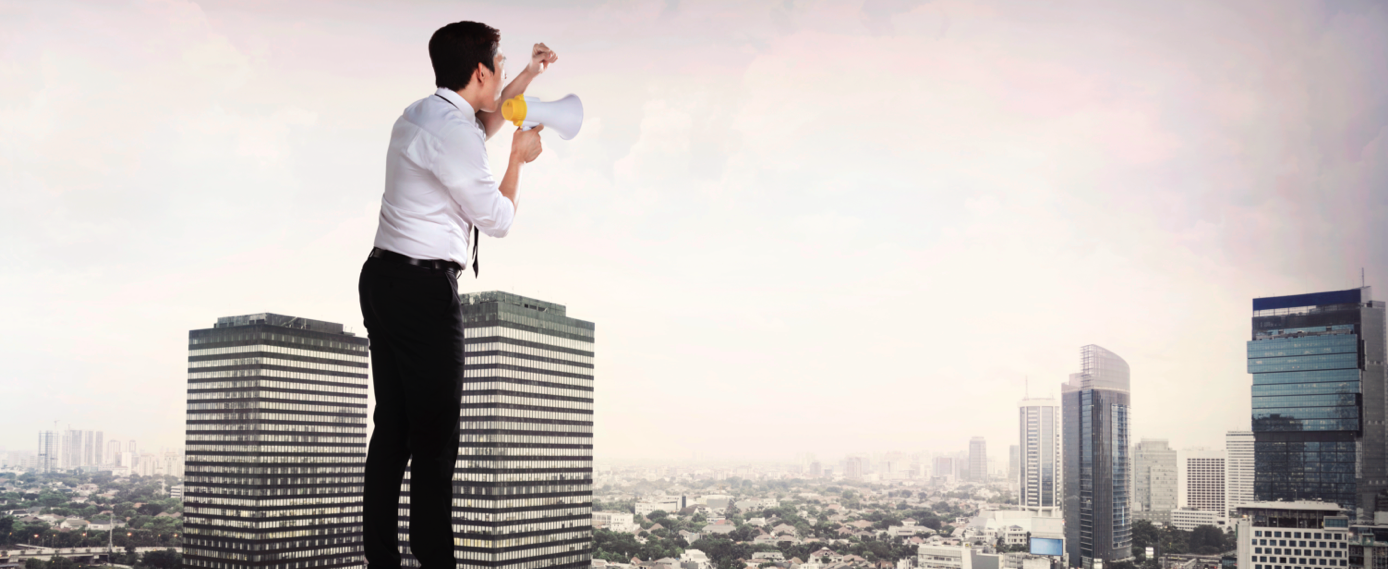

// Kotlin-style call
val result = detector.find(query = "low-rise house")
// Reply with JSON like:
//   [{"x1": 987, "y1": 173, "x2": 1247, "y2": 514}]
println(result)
[
  {"x1": 702, "y1": 523, "x2": 737, "y2": 535},
  {"x1": 808, "y1": 548, "x2": 840, "y2": 564},
  {"x1": 680, "y1": 549, "x2": 712, "y2": 569}
]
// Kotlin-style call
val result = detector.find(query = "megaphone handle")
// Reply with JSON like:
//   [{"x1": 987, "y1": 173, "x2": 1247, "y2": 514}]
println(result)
[{"x1": 520, "y1": 125, "x2": 536, "y2": 131}]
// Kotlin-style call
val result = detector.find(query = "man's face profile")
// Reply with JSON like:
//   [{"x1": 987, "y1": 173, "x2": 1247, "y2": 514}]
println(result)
[{"x1": 473, "y1": 51, "x2": 505, "y2": 112}]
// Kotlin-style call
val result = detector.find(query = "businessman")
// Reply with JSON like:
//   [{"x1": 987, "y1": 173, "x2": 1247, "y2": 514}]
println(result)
[{"x1": 357, "y1": 20, "x2": 558, "y2": 569}]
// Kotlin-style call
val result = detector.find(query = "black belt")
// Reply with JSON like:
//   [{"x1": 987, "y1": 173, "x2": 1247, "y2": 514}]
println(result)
[{"x1": 369, "y1": 247, "x2": 462, "y2": 277}]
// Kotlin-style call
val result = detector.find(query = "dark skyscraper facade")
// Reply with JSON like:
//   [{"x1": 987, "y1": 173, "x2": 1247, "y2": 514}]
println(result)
[
  {"x1": 1063, "y1": 345, "x2": 1132, "y2": 569},
  {"x1": 1249, "y1": 287, "x2": 1387, "y2": 518},
  {"x1": 398, "y1": 292, "x2": 594, "y2": 569},
  {"x1": 182, "y1": 313, "x2": 370, "y2": 569}
]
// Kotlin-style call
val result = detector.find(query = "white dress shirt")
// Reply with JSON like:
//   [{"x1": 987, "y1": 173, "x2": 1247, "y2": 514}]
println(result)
[{"x1": 373, "y1": 88, "x2": 515, "y2": 269}]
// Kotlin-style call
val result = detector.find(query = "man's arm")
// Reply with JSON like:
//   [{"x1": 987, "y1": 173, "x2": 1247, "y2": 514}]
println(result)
[
  {"x1": 497, "y1": 125, "x2": 545, "y2": 210},
  {"x1": 479, "y1": 43, "x2": 558, "y2": 140},
  {"x1": 479, "y1": 71, "x2": 537, "y2": 140}
]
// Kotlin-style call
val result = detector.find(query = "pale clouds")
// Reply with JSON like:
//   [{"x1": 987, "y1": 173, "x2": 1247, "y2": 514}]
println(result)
[{"x1": 1, "y1": 0, "x2": 1385, "y2": 461}]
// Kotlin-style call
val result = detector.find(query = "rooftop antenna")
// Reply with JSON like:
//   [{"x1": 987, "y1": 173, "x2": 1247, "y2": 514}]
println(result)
[{"x1": 1025, "y1": 376, "x2": 1029, "y2": 399}]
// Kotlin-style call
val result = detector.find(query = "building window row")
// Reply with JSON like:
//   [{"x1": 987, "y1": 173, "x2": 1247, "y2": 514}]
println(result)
[{"x1": 190, "y1": 344, "x2": 369, "y2": 363}]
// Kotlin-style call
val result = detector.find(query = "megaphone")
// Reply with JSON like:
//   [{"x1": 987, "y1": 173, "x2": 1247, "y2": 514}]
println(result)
[{"x1": 501, "y1": 94, "x2": 583, "y2": 140}]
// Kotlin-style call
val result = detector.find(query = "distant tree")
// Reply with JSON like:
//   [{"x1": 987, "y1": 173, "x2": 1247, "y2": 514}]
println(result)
[
  {"x1": 1131, "y1": 520, "x2": 1160, "y2": 559},
  {"x1": 24, "y1": 559, "x2": 46, "y2": 569},
  {"x1": 1190, "y1": 525, "x2": 1226, "y2": 554},
  {"x1": 142, "y1": 548, "x2": 182, "y2": 569}
]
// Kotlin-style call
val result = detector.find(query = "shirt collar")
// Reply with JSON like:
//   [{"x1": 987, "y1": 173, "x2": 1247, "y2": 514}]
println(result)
[{"x1": 435, "y1": 88, "x2": 476, "y2": 115}]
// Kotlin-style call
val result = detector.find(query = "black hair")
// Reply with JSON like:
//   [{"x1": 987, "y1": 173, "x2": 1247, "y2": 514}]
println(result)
[{"x1": 429, "y1": 21, "x2": 500, "y2": 91}]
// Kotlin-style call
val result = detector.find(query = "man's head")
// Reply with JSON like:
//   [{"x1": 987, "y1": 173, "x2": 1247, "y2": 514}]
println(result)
[{"x1": 429, "y1": 21, "x2": 506, "y2": 111}]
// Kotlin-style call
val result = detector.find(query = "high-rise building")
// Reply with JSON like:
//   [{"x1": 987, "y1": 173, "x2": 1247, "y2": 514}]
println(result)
[
  {"x1": 107, "y1": 440, "x2": 123, "y2": 465},
  {"x1": 1133, "y1": 439, "x2": 1177, "y2": 524},
  {"x1": 37, "y1": 431, "x2": 58, "y2": 473},
  {"x1": 397, "y1": 292, "x2": 594, "y2": 569},
  {"x1": 59, "y1": 429, "x2": 100, "y2": 470},
  {"x1": 1249, "y1": 286, "x2": 1386, "y2": 518},
  {"x1": 1008, "y1": 444, "x2": 1020, "y2": 488},
  {"x1": 969, "y1": 437, "x2": 988, "y2": 482},
  {"x1": 1225, "y1": 431, "x2": 1255, "y2": 516},
  {"x1": 1062, "y1": 345, "x2": 1132, "y2": 568},
  {"x1": 932, "y1": 456, "x2": 955, "y2": 482},
  {"x1": 1018, "y1": 397, "x2": 1061, "y2": 516},
  {"x1": 93, "y1": 432, "x2": 103, "y2": 467},
  {"x1": 1183, "y1": 448, "x2": 1225, "y2": 515},
  {"x1": 62, "y1": 430, "x2": 79, "y2": 469},
  {"x1": 129, "y1": 440, "x2": 137, "y2": 454},
  {"x1": 182, "y1": 313, "x2": 370, "y2": 569},
  {"x1": 846, "y1": 456, "x2": 865, "y2": 479}
]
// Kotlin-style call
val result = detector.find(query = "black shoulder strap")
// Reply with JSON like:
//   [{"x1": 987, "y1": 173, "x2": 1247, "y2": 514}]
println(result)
[{"x1": 437, "y1": 94, "x2": 482, "y2": 279}]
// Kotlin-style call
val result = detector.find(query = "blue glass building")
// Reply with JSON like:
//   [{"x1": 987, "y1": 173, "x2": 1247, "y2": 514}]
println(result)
[
  {"x1": 1249, "y1": 287, "x2": 1387, "y2": 519},
  {"x1": 1063, "y1": 345, "x2": 1132, "y2": 568}
]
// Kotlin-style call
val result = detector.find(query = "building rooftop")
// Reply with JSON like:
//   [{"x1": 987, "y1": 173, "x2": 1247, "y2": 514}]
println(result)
[
  {"x1": 1253, "y1": 287, "x2": 1370, "y2": 312},
  {"x1": 213, "y1": 313, "x2": 347, "y2": 335},
  {"x1": 461, "y1": 290, "x2": 567, "y2": 316},
  {"x1": 1235, "y1": 501, "x2": 1345, "y2": 513}
]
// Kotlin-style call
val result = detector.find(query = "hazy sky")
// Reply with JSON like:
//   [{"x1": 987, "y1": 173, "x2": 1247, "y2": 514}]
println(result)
[{"x1": 2, "y1": 0, "x2": 1386, "y2": 463}]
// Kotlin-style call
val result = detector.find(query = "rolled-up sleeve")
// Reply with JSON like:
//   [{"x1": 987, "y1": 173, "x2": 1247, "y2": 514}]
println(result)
[{"x1": 430, "y1": 126, "x2": 515, "y2": 238}]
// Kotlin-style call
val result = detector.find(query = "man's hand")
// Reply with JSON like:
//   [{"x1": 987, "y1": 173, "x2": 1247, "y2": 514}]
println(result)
[
  {"x1": 511, "y1": 125, "x2": 544, "y2": 164},
  {"x1": 526, "y1": 43, "x2": 558, "y2": 76}
]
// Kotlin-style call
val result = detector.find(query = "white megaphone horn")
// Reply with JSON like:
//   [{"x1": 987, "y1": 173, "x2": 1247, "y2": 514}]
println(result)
[{"x1": 501, "y1": 94, "x2": 583, "y2": 140}]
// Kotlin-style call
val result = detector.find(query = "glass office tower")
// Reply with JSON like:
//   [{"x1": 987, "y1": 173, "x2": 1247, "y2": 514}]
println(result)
[
  {"x1": 1249, "y1": 287, "x2": 1387, "y2": 518},
  {"x1": 183, "y1": 314, "x2": 370, "y2": 569},
  {"x1": 1019, "y1": 397, "x2": 1061, "y2": 517},
  {"x1": 398, "y1": 292, "x2": 594, "y2": 569},
  {"x1": 1063, "y1": 345, "x2": 1132, "y2": 569}
]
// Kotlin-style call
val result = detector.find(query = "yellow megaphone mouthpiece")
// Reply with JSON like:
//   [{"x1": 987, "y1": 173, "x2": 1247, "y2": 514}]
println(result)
[{"x1": 501, "y1": 95, "x2": 528, "y2": 127}]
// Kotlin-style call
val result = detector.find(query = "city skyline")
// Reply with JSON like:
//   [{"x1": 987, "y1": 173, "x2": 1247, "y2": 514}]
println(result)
[{"x1": 3, "y1": 0, "x2": 1388, "y2": 462}]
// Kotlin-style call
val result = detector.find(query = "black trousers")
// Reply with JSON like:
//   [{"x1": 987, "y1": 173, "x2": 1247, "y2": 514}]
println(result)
[{"x1": 359, "y1": 255, "x2": 464, "y2": 569}]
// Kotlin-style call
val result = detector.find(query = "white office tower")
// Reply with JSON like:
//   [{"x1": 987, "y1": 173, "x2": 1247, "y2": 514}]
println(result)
[
  {"x1": 107, "y1": 440, "x2": 122, "y2": 465},
  {"x1": 1225, "y1": 431, "x2": 1254, "y2": 517},
  {"x1": 1184, "y1": 448, "x2": 1226, "y2": 515},
  {"x1": 1018, "y1": 397, "x2": 1061, "y2": 516}
]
